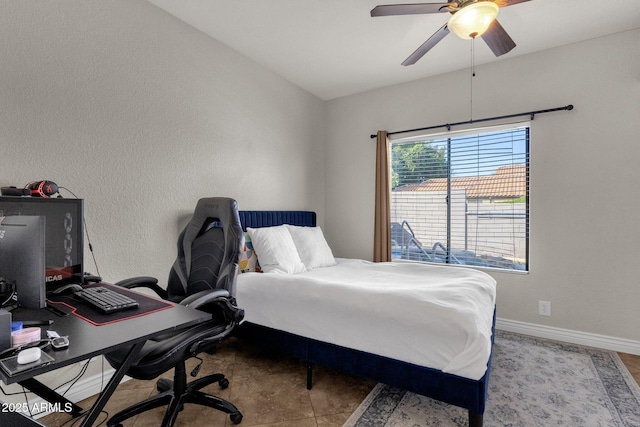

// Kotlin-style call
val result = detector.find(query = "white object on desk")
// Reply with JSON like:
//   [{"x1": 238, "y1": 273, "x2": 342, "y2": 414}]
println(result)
[{"x1": 17, "y1": 347, "x2": 41, "y2": 365}]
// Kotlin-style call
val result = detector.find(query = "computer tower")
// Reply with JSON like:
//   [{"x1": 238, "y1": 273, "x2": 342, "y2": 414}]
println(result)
[{"x1": 0, "y1": 216, "x2": 46, "y2": 309}]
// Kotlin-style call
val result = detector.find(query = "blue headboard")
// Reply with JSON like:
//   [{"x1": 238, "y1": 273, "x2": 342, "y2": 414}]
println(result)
[{"x1": 238, "y1": 211, "x2": 316, "y2": 231}]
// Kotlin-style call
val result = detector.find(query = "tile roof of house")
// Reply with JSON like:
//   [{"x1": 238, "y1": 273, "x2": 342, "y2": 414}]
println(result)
[{"x1": 395, "y1": 164, "x2": 527, "y2": 198}]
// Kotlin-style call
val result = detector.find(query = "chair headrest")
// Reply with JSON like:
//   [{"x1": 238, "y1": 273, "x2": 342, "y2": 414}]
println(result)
[
  {"x1": 172, "y1": 197, "x2": 242, "y2": 297},
  {"x1": 183, "y1": 198, "x2": 239, "y2": 245}
]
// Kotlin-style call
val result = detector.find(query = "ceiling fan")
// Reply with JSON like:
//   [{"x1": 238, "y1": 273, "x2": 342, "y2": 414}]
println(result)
[{"x1": 371, "y1": 0, "x2": 531, "y2": 66}]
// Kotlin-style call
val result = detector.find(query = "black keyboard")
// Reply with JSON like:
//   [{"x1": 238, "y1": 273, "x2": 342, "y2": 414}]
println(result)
[{"x1": 74, "y1": 287, "x2": 139, "y2": 314}]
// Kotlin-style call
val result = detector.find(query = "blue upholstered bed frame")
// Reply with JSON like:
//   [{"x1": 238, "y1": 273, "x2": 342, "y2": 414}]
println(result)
[{"x1": 237, "y1": 210, "x2": 495, "y2": 427}]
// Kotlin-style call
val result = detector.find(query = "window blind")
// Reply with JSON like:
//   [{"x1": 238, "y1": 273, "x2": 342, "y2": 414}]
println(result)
[{"x1": 390, "y1": 123, "x2": 529, "y2": 272}]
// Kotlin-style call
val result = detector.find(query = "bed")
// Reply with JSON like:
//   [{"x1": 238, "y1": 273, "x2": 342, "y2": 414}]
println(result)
[{"x1": 235, "y1": 210, "x2": 497, "y2": 427}]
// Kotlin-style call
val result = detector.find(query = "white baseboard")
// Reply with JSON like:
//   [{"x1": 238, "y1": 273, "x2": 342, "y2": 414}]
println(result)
[{"x1": 496, "y1": 317, "x2": 640, "y2": 356}]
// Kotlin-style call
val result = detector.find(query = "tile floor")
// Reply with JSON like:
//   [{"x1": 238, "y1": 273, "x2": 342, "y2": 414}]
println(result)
[
  {"x1": 39, "y1": 336, "x2": 375, "y2": 427},
  {"x1": 39, "y1": 337, "x2": 640, "y2": 427}
]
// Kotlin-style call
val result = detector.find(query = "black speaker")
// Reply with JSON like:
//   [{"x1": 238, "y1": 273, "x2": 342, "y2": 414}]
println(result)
[{"x1": 0, "y1": 186, "x2": 30, "y2": 196}]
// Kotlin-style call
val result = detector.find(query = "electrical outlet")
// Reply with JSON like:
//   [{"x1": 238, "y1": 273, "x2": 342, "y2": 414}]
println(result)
[{"x1": 539, "y1": 301, "x2": 551, "y2": 316}]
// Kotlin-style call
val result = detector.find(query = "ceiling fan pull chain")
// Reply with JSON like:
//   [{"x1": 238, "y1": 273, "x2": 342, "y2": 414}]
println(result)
[
  {"x1": 472, "y1": 36, "x2": 476, "y2": 77},
  {"x1": 470, "y1": 37, "x2": 475, "y2": 122}
]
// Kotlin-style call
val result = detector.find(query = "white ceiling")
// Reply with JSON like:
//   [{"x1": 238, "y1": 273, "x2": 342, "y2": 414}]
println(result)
[{"x1": 147, "y1": 0, "x2": 640, "y2": 101}]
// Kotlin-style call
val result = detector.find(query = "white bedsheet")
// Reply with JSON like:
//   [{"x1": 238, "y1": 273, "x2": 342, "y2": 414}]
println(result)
[{"x1": 236, "y1": 258, "x2": 497, "y2": 380}]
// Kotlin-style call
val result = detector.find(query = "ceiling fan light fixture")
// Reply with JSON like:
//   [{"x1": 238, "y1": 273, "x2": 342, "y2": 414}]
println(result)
[{"x1": 447, "y1": 1, "x2": 499, "y2": 40}]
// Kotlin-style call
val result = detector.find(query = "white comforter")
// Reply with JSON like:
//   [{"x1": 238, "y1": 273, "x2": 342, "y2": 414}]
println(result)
[{"x1": 236, "y1": 258, "x2": 497, "y2": 380}]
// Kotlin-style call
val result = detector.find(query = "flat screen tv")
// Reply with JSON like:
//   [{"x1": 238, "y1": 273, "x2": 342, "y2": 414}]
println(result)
[
  {"x1": 0, "y1": 196, "x2": 84, "y2": 290},
  {"x1": 0, "y1": 215, "x2": 46, "y2": 308}
]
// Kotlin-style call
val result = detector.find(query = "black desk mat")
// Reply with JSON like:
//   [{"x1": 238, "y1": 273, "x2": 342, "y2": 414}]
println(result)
[{"x1": 46, "y1": 283, "x2": 174, "y2": 326}]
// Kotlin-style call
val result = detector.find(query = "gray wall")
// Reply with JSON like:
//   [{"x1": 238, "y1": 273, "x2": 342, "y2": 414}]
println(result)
[
  {"x1": 0, "y1": 0, "x2": 326, "y2": 285},
  {"x1": 325, "y1": 29, "x2": 640, "y2": 342}
]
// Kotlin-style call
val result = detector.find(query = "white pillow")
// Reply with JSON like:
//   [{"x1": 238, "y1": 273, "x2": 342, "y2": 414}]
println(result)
[
  {"x1": 286, "y1": 225, "x2": 337, "y2": 270},
  {"x1": 246, "y1": 226, "x2": 306, "y2": 274}
]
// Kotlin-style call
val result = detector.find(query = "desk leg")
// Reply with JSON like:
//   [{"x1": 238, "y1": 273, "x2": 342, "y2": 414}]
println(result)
[
  {"x1": 80, "y1": 341, "x2": 144, "y2": 427},
  {"x1": 18, "y1": 378, "x2": 83, "y2": 416}
]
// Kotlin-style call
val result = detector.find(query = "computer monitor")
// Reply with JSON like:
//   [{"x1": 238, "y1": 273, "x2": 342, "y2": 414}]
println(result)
[
  {"x1": 0, "y1": 215, "x2": 46, "y2": 308},
  {"x1": 0, "y1": 197, "x2": 84, "y2": 290}
]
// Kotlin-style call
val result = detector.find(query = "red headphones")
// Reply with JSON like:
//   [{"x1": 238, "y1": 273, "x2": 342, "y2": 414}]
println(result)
[{"x1": 26, "y1": 180, "x2": 59, "y2": 197}]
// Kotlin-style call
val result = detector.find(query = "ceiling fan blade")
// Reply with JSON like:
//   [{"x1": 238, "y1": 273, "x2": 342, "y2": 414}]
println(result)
[
  {"x1": 493, "y1": 0, "x2": 532, "y2": 8},
  {"x1": 402, "y1": 23, "x2": 450, "y2": 66},
  {"x1": 371, "y1": 3, "x2": 455, "y2": 17},
  {"x1": 481, "y1": 19, "x2": 516, "y2": 57}
]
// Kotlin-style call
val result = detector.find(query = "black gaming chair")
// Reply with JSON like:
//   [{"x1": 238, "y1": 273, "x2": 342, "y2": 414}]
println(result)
[{"x1": 104, "y1": 197, "x2": 245, "y2": 427}]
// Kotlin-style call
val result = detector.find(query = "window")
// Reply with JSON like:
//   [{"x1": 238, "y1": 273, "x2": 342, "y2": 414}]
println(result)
[{"x1": 390, "y1": 123, "x2": 529, "y2": 272}]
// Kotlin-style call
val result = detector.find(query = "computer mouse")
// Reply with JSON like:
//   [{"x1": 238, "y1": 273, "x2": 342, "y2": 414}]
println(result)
[
  {"x1": 52, "y1": 284, "x2": 84, "y2": 295},
  {"x1": 17, "y1": 347, "x2": 41, "y2": 365}
]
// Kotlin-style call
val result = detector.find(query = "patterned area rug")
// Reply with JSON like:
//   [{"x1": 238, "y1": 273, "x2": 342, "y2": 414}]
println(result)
[{"x1": 344, "y1": 331, "x2": 640, "y2": 427}]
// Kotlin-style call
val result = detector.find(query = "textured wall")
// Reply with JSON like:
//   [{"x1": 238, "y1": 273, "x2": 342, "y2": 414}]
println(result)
[{"x1": 0, "y1": 0, "x2": 326, "y2": 284}]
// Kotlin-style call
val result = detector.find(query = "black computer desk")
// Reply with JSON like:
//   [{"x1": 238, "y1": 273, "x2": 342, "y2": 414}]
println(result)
[{"x1": 0, "y1": 293, "x2": 211, "y2": 426}]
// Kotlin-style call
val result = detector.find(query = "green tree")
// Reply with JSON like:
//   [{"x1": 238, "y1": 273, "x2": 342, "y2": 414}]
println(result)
[{"x1": 391, "y1": 142, "x2": 447, "y2": 189}]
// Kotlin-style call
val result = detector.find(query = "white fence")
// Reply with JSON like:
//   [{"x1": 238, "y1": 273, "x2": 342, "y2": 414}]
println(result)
[{"x1": 391, "y1": 189, "x2": 527, "y2": 263}]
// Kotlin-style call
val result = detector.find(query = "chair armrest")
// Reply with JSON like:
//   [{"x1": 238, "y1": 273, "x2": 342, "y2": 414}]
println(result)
[
  {"x1": 187, "y1": 296, "x2": 245, "y2": 355},
  {"x1": 112, "y1": 276, "x2": 168, "y2": 300},
  {"x1": 180, "y1": 289, "x2": 230, "y2": 309},
  {"x1": 182, "y1": 290, "x2": 245, "y2": 325}
]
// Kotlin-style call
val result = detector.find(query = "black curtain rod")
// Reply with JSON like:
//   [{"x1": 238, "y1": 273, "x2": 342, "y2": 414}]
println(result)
[{"x1": 370, "y1": 104, "x2": 573, "y2": 139}]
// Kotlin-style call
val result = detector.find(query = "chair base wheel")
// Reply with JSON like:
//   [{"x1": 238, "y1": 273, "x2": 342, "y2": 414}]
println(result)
[
  {"x1": 107, "y1": 365, "x2": 240, "y2": 427},
  {"x1": 157, "y1": 377, "x2": 172, "y2": 393},
  {"x1": 230, "y1": 411, "x2": 243, "y2": 424}
]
